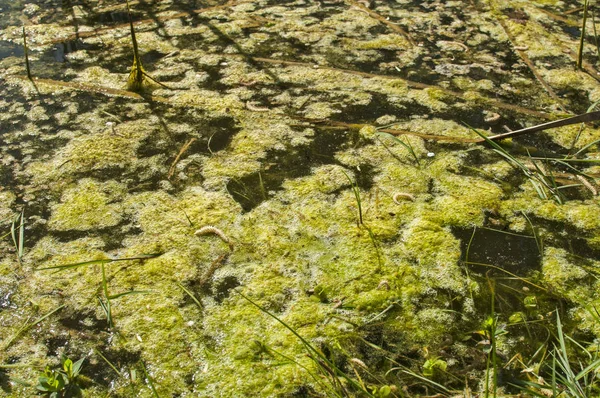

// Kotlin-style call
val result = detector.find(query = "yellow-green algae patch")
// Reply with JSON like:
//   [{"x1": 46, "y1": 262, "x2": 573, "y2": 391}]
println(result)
[
  {"x1": 48, "y1": 179, "x2": 126, "y2": 231},
  {"x1": 3, "y1": 0, "x2": 600, "y2": 395},
  {"x1": 194, "y1": 163, "x2": 459, "y2": 394},
  {"x1": 0, "y1": 190, "x2": 16, "y2": 221},
  {"x1": 541, "y1": 246, "x2": 595, "y2": 301},
  {"x1": 26, "y1": 117, "x2": 158, "y2": 188},
  {"x1": 502, "y1": 192, "x2": 600, "y2": 231},
  {"x1": 401, "y1": 218, "x2": 466, "y2": 294},
  {"x1": 25, "y1": 236, "x2": 108, "y2": 307}
]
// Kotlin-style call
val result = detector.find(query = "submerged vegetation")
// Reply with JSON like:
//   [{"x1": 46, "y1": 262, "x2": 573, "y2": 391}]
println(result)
[{"x1": 1, "y1": 0, "x2": 600, "y2": 396}]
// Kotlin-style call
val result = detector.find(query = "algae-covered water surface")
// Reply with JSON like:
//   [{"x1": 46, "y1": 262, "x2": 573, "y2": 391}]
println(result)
[{"x1": 1, "y1": 0, "x2": 600, "y2": 396}]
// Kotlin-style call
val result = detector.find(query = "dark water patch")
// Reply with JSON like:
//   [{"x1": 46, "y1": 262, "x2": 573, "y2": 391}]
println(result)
[
  {"x1": 0, "y1": 285, "x2": 16, "y2": 310},
  {"x1": 367, "y1": 25, "x2": 390, "y2": 36},
  {"x1": 227, "y1": 127, "x2": 363, "y2": 211},
  {"x1": 45, "y1": 337, "x2": 70, "y2": 357},
  {"x1": 49, "y1": 39, "x2": 102, "y2": 63},
  {"x1": 0, "y1": 164, "x2": 14, "y2": 194},
  {"x1": 198, "y1": 64, "x2": 228, "y2": 91},
  {"x1": 248, "y1": 36, "x2": 306, "y2": 60},
  {"x1": 174, "y1": 32, "x2": 206, "y2": 51},
  {"x1": 86, "y1": 347, "x2": 141, "y2": 386},
  {"x1": 0, "y1": 40, "x2": 24, "y2": 60},
  {"x1": 557, "y1": 87, "x2": 592, "y2": 115},
  {"x1": 400, "y1": 64, "x2": 444, "y2": 86},
  {"x1": 308, "y1": 8, "x2": 344, "y2": 22},
  {"x1": 85, "y1": 9, "x2": 142, "y2": 26},
  {"x1": 227, "y1": 151, "x2": 303, "y2": 212},
  {"x1": 0, "y1": 367, "x2": 10, "y2": 393},
  {"x1": 94, "y1": 45, "x2": 137, "y2": 71},
  {"x1": 60, "y1": 308, "x2": 109, "y2": 333},
  {"x1": 331, "y1": 92, "x2": 429, "y2": 124},
  {"x1": 264, "y1": 0, "x2": 303, "y2": 6},
  {"x1": 49, "y1": 225, "x2": 128, "y2": 251},
  {"x1": 70, "y1": 165, "x2": 131, "y2": 184},
  {"x1": 207, "y1": 116, "x2": 239, "y2": 152},
  {"x1": 439, "y1": 14, "x2": 456, "y2": 26},
  {"x1": 354, "y1": 49, "x2": 399, "y2": 74},
  {"x1": 562, "y1": 25, "x2": 582, "y2": 38},
  {"x1": 532, "y1": 55, "x2": 574, "y2": 70},
  {"x1": 530, "y1": 216, "x2": 600, "y2": 260},
  {"x1": 454, "y1": 227, "x2": 542, "y2": 275},
  {"x1": 281, "y1": 385, "x2": 321, "y2": 398},
  {"x1": 140, "y1": 49, "x2": 168, "y2": 69},
  {"x1": 464, "y1": 272, "x2": 572, "y2": 359},
  {"x1": 512, "y1": 131, "x2": 574, "y2": 152},
  {"x1": 13, "y1": 197, "x2": 53, "y2": 252},
  {"x1": 213, "y1": 275, "x2": 240, "y2": 303}
]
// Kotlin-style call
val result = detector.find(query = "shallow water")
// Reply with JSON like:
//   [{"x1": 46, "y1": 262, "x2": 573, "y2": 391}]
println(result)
[{"x1": 1, "y1": 0, "x2": 600, "y2": 396}]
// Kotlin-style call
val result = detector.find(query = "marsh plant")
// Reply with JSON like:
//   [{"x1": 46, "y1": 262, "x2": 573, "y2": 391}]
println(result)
[
  {"x1": 36, "y1": 255, "x2": 157, "y2": 329},
  {"x1": 36, "y1": 356, "x2": 87, "y2": 398},
  {"x1": 514, "y1": 311, "x2": 600, "y2": 397},
  {"x1": 125, "y1": 0, "x2": 168, "y2": 91}
]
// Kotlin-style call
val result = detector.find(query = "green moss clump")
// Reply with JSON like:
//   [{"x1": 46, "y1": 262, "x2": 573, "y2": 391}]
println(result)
[
  {"x1": 48, "y1": 179, "x2": 125, "y2": 231},
  {"x1": 282, "y1": 164, "x2": 350, "y2": 195},
  {"x1": 401, "y1": 218, "x2": 466, "y2": 294},
  {"x1": 541, "y1": 247, "x2": 594, "y2": 300}
]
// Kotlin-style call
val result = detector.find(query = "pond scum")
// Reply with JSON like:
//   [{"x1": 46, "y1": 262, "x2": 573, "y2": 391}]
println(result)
[{"x1": 1, "y1": 0, "x2": 600, "y2": 396}]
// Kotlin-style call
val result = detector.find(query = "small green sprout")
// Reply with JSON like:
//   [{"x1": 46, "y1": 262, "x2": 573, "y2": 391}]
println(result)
[
  {"x1": 422, "y1": 357, "x2": 447, "y2": 378},
  {"x1": 36, "y1": 356, "x2": 86, "y2": 397}
]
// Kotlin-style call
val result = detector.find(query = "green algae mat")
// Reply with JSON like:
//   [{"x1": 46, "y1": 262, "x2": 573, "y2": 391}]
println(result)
[{"x1": 1, "y1": 0, "x2": 600, "y2": 396}]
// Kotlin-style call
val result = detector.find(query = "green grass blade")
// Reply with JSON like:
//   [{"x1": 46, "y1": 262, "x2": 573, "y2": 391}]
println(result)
[
  {"x1": 507, "y1": 381, "x2": 551, "y2": 397},
  {"x1": 22, "y1": 27, "x2": 31, "y2": 79},
  {"x1": 266, "y1": 346, "x2": 343, "y2": 398},
  {"x1": 35, "y1": 253, "x2": 161, "y2": 271},
  {"x1": 575, "y1": 358, "x2": 600, "y2": 381},
  {"x1": 342, "y1": 170, "x2": 363, "y2": 225},
  {"x1": 95, "y1": 349, "x2": 122, "y2": 378},
  {"x1": 177, "y1": 282, "x2": 203, "y2": 309},
  {"x1": 4, "y1": 304, "x2": 65, "y2": 349},
  {"x1": 10, "y1": 213, "x2": 22, "y2": 264},
  {"x1": 97, "y1": 296, "x2": 112, "y2": 328},
  {"x1": 238, "y1": 291, "x2": 374, "y2": 396},
  {"x1": 18, "y1": 210, "x2": 24, "y2": 261},
  {"x1": 108, "y1": 290, "x2": 151, "y2": 300},
  {"x1": 400, "y1": 369, "x2": 450, "y2": 394},
  {"x1": 573, "y1": 138, "x2": 600, "y2": 157},
  {"x1": 140, "y1": 361, "x2": 160, "y2": 398},
  {"x1": 523, "y1": 212, "x2": 543, "y2": 254},
  {"x1": 376, "y1": 132, "x2": 420, "y2": 166}
]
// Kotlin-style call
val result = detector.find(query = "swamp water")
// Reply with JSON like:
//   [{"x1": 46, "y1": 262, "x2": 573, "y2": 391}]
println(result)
[{"x1": 1, "y1": 0, "x2": 600, "y2": 396}]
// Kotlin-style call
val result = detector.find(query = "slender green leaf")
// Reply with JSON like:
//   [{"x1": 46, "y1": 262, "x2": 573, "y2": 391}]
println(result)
[
  {"x1": 36, "y1": 254, "x2": 161, "y2": 271},
  {"x1": 108, "y1": 290, "x2": 151, "y2": 300},
  {"x1": 4, "y1": 305, "x2": 65, "y2": 349},
  {"x1": 177, "y1": 283, "x2": 203, "y2": 309}
]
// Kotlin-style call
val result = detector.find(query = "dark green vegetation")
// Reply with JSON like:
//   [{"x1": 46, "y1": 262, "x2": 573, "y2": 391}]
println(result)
[
  {"x1": 1, "y1": 0, "x2": 600, "y2": 396},
  {"x1": 36, "y1": 356, "x2": 87, "y2": 397}
]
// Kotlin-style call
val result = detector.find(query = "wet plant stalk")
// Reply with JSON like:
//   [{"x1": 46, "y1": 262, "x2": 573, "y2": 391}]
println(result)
[
  {"x1": 22, "y1": 27, "x2": 31, "y2": 79},
  {"x1": 578, "y1": 0, "x2": 589, "y2": 70}
]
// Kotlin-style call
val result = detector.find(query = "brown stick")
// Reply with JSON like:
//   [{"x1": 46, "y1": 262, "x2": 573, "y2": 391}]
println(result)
[
  {"x1": 168, "y1": 138, "x2": 197, "y2": 179},
  {"x1": 484, "y1": 110, "x2": 600, "y2": 142}
]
